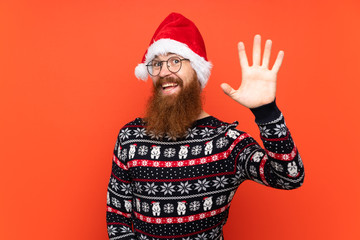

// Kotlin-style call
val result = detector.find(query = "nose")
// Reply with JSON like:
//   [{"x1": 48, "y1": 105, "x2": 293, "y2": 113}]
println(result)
[{"x1": 158, "y1": 63, "x2": 172, "y2": 77}]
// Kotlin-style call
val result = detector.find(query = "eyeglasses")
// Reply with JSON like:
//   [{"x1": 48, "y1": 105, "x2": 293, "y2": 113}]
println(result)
[{"x1": 146, "y1": 56, "x2": 190, "y2": 77}]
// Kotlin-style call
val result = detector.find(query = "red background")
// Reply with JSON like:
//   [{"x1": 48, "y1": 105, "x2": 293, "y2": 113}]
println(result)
[{"x1": 1, "y1": 0, "x2": 359, "y2": 239}]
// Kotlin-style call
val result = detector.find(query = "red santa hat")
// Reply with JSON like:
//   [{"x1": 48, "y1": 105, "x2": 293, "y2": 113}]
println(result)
[{"x1": 134, "y1": 12, "x2": 212, "y2": 88}]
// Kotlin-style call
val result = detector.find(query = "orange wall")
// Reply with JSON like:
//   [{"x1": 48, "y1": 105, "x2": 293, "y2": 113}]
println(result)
[{"x1": 1, "y1": 0, "x2": 359, "y2": 239}]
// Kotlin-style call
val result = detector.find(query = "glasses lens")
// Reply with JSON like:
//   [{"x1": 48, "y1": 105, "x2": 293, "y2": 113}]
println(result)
[
  {"x1": 147, "y1": 60, "x2": 162, "y2": 76},
  {"x1": 167, "y1": 57, "x2": 182, "y2": 73}
]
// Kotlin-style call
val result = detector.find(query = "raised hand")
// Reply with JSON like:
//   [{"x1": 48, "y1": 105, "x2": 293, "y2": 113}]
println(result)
[{"x1": 221, "y1": 34, "x2": 284, "y2": 109}]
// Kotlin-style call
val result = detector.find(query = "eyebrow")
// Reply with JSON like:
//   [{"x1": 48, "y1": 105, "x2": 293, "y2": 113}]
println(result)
[{"x1": 153, "y1": 53, "x2": 178, "y2": 60}]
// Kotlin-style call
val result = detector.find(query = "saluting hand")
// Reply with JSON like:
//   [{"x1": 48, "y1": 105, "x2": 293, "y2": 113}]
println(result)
[{"x1": 221, "y1": 34, "x2": 284, "y2": 109}]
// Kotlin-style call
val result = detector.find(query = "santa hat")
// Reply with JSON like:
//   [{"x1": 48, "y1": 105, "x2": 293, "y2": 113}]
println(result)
[{"x1": 134, "y1": 12, "x2": 212, "y2": 88}]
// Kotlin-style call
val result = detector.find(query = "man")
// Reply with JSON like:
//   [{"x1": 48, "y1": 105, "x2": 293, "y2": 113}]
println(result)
[{"x1": 106, "y1": 13, "x2": 304, "y2": 240}]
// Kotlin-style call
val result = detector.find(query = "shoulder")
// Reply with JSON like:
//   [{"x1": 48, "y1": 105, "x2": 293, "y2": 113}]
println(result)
[
  {"x1": 190, "y1": 115, "x2": 247, "y2": 141},
  {"x1": 116, "y1": 117, "x2": 146, "y2": 142}
]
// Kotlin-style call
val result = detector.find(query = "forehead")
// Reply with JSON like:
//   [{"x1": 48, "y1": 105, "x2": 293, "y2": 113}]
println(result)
[{"x1": 153, "y1": 53, "x2": 182, "y2": 60}]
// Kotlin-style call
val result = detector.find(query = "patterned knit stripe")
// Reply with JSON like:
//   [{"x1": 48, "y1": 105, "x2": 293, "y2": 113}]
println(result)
[
  {"x1": 134, "y1": 203, "x2": 231, "y2": 225},
  {"x1": 133, "y1": 185, "x2": 238, "y2": 200},
  {"x1": 134, "y1": 219, "x2": 225, "y2": 239},
  {"x1": 124, "y1": 124, "x2": 227, "y2": 129},
  {"x1": 107, "y1": 206, "x2": 132, "y2": 218},
  {"x1": 121, "y1": 123, "x2": 239, "y2": 146},
  {"x1": 111, "y1": 172, "x2": 131, "y2": 184},
  {"x1": 107, "y1": 222, "x2": 132, "y2": 228},
  {"x1": 126, "y1": 133, "x2": 250, "y2": 169},
  {"x1": 133, "y1": 171, "x2": 235, "y2": 183},
  {"x1": 127, "y1": 152, "x2": 229, "y2": 168},
  {"x1": 260, "y1": 131, "x2": 289, "y2": 141},
  {"x1": 108, "y1": 187, "x2": 132, "y2": 199},
  {"x1": 258, "y1": 154, "x2": 269, "y2": 186},
  {"x1": 123, "y1": 124, "x2": 144, "y2": 128},
  {"x1": 109, "y1": 233, "x2": 136, "y2": 240},
  {"x1": 113, "y1": 155, "x2": 128, "y2": 170},
  {"x1": 265, "y1": 145, "x2": 297, "y2": 161},
  {"x1": 132, "y1": 142, "x2": 257, "y2": 183}
]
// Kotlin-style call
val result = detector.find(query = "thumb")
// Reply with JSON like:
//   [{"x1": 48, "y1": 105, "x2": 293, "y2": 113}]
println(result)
[{"x1": 220, "y1": 83, "x2": 236, "y2": 96}]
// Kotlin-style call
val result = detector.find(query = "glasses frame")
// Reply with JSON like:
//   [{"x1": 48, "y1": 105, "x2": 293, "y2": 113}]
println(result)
[{"x1": 146, "y1": 57, "x2": 190, "y2": 77}]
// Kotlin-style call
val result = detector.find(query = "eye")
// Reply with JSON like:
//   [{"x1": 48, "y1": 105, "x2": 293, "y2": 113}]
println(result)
[
  {"x1": 152, "y1": 61, "x2": 162, "y2": 68},
  {"x1": 169, "y1": 57, "x2": 180, "y2": 65}
]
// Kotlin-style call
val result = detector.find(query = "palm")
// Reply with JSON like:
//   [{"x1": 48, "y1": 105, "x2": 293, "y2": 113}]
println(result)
[{"x1": 221, "y1": 35, "x2": 284, "y2": 108}]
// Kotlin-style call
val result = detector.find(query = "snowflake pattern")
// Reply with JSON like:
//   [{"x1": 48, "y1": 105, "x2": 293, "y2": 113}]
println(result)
[
  {"x1": 148, "y1": 131, "x2": 163, "y2": 140},
  {"x1": 194, "y1": 179, "x2": 210, "y2": 192},
  {"x1": 186, "y1": 127, "x2": 199, "y2": 139},
  {"x1": 119, "y1": 226, "x2": 132, "y2": 233},
  {"x1": 107, "y1": 225, "x2": 117, "y2": 236},
  {"x1": 139, "y1": 234, "x2": 148, "y2": 240},
  {"x1": 231, "y1": 165, "x2": 246, "y2": 185},
  {"x1": 120, "y1": 149, "x2": 127, "y2": 161},
  {"x1": 163, "y1": 148, "x2": 176, "y2": 158},
  {"x1": 111, "y1": 197, "x2": 121, "y2": 208},
  {"x1": 138, "y1": 145, "x2": 148, "y2": 156},
  {"x1": 142, "y1": 202, "x2": 150, "y2": 212},
  {"x1": 195, "y1": 233, "x2": 208, "y2": 240},
  {"x1": 110, "y1": 178, "x2": 119, "y2": 191},
  {"x1": 216, "y1": 195, "x2": 227, "y2": 205},
  {"x1": 117, "y1": 145, "x2": 122, "y2": 159},
  {"x1": 216, "y1": 137, "x2": 228, "y2": 148},
  {"x1": 165, "y1": 133, "x2": 178, "y2": 141},
  {"x1": 189, "y1": 201, "x2": 201, "y2": 211},
  {"x1": 160, "y1": 182, "x2": 176, "y2": 195},
  {"x1": 212, "y1": 176, "x2": 228, "y2": 189},
  {"x1": 277, "y1": 179, "x2": 292, "y2": 189},
  {"x1": 119, "y1": 128, "x2": 131, "y2": 140},
  {"x1": 200, "y1": 128, "x2": 214, "y2": 138},
  {"x1": 133, "y1": 128, "x2": 146, "y2": 138},
  {"x1": 120, "y1": 183, "x2": 132, "y2": 195},
  {"x1": 191, "y1": 145, "x2": 202, "y2": 155},
  {"x1": 178, "y1": 181, "x2": 192, "y2": 194},
  {"x1": 209, "y1": 226, "x2": 220, "y2": 239},
  {"x1": 144, "y1": 182, "x2": 158, "y2": 195},
  {"x1": 239, "y1": 148, "x2": 251, "y2": 161},
  {"x1": 259, "y1": 126, "x2": 271, "y2": 138},
  {"x1": 236, "y1": 164, "x2": 246, "y2": 178},
  {"x1": 163, "y1": 203, "x2": 174, "y2": 213},
  {"x1": 274, "y1": 124, "x2": 287, "y2": 137},
  {"x1": 271, "y1": 161, "x2": 284, "y2": 172},
  {"x1": 134, "y1": 182, "x2": 143, "y2": 193}
]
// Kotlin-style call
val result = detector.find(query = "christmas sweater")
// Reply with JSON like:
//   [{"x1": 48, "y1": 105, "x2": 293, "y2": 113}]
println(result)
[{"x1": 106, "y1": 101, "x2": 305, "y2": 240}]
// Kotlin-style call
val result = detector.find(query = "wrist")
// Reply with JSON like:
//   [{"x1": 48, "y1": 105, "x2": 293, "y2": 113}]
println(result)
[{"x1": 250, "y1": 99, "x2": 282, "y2": 124}]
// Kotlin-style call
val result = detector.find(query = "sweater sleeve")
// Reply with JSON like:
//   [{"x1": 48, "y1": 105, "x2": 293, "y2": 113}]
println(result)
[
  {"x1": 237, "y1": 100, "x2": 305, "y2": 189},
  {"x1": 106, "y1": 134, "x2": 137, "y2": 239}
]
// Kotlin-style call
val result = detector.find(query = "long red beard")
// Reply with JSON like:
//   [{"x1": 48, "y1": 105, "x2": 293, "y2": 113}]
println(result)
[{"x1": 144, "y1": 75, "x2": 203, "y2": 139}]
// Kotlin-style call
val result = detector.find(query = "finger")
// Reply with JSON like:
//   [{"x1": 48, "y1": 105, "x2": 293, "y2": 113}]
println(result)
[
  {"x1": 271, "y1": 50, "x2": 284, "y2": 73},
  {"x1": 220, "y1": 83, "x2": 236, "y2": 97},
  {"x1": 238, "y1": 42, "x2": 248, "y2": 68},
  {"x1": 262, "y1": 39, "x2": 272, "y2": 68},
  {"x1": 252, "y1": 34, "x2": 261, "y2": 66}
]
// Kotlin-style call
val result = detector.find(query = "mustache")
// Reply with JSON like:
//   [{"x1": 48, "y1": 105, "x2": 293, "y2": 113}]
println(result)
[{"x1": 155, "y1": 76, "x2": 184, "y2": 89}]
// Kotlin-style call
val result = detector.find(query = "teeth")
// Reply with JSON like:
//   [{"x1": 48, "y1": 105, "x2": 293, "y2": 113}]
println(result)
[{"x1": 162, "y1": 83, "x2": 178, "y2": 88}]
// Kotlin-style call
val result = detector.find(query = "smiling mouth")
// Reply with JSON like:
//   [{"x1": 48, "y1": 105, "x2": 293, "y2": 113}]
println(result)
[{"x1": 162, "y1": 82, "x2": 179, "y2": 91}]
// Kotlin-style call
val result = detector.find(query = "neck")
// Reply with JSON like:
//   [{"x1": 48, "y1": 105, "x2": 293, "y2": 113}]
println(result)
[{"x1": 197, "y1": 110, "x2": 210, "y2": 120}]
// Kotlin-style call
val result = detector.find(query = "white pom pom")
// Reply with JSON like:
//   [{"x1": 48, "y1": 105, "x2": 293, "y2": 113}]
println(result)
[{"x1": 135, "y1": 63, "x2": 148, "y2": 81}]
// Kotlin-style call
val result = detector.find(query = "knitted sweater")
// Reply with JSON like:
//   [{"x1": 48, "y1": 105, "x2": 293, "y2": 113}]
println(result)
[{"x1": 106, "y1": 101, "x2": 305, "y2": 240}]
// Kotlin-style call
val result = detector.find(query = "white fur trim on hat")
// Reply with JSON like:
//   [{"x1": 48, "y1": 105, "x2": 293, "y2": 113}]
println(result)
[
  {"x1": 135, "y1": 63, "x2": 148, "y2": 81},
  {"x1": 134, "y1": 39, "x2": 212, "y2": 88}
]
